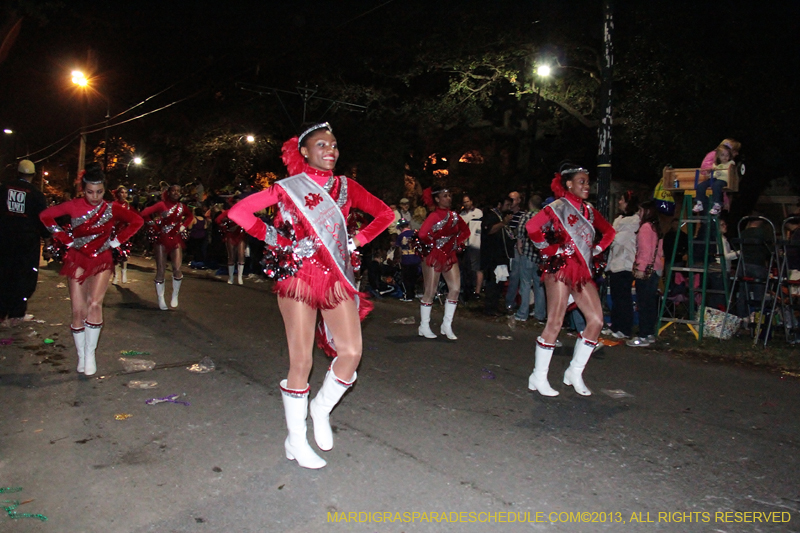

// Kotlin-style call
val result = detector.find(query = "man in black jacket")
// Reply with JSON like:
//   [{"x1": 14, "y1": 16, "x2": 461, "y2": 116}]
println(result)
[{"x1": 0, "y1": 160, "x2": 49, "y2": 326}]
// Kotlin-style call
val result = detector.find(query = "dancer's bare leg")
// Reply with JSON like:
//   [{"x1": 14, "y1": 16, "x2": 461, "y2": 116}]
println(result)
[
  {"x1": 420, "y1": 262, "x2": 441, "y2": 305},
  {"x1": 442, "y1": 264, "x2": 461, "y2": 301},
  {"x1": 320, "y1": 298, "x2": 361, "y2": 380},
  {"x1": 154, "y1": 244, "x2": 167, "y2": 283},
  {"x1": 83, "y1": 270, "x2": 113, "y2": 325},
  {"x1": 541, "y1": 275, "x2": 571, "y2": 344},
  {"x1": 170, "y1": 247, "x2": 183, "y2": 279},
  {"x1": 570, "y1": 282, "x2": 604, "y2": 341},
  {"x1": 69, "y1": 273, "x2": 89, "y2": 329},
  {"x1": 278, "y1": 296, "x2": 317, "y2": 389}
]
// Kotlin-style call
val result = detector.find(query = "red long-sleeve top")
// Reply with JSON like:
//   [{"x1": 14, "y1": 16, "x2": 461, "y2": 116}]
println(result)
[
  {"x1": 229, "y1": 168, "x2": 393, "y2": 309},
  {"x1": 418, "y1": 208, "x2": 470, "y2": 272},
  {"x1": 140, "y1": 199, "x2": 193, "y2": 251},
  {"x1": 526, "y1": 192, "x2": 615, "y2": 289},
  {"x1": 40, "y1": 197, "x2": 143, "y2": 281}
]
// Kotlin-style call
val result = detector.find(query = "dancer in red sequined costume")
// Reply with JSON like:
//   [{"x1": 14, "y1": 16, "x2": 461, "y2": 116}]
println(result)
[
  {"x1": 215, "y1": 197, "x2": 247, "y2": 285},
  {"x1": 140, "y1": 184, "x2": 193, "y2": 310},
  {"x1": 40, "y1": 163, "x2": 143, "y2": 376},
  {"x1": 229, "y1": 123, "x2": 393, "y2": 469},
  {"x1": 111, "y1": 186, "x2": 134, "y2": 284},
  {"x1": 524, "y1": 163, "x2": 615, "y2": 397},
  {"x1": 417, "y1": 187, "x2": 469, "y2": 340}
]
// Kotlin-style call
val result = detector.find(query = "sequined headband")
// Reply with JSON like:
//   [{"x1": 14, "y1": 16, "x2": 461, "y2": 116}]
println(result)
[
  {"x1": 560, "y1": 167, "x2": 589, "y2": 177},
  {"x1": 298, "y1": 122, "x2": 332, "y2": 148}
]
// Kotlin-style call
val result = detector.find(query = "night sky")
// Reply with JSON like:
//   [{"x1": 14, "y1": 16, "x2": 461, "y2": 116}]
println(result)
[{"x1": 1, "y1": 0, "x2": 798, "y2": 201}]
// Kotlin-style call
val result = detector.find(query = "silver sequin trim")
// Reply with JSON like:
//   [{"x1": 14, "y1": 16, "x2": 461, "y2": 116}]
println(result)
[
  {"x1": 47, "y1": 225, "x2": 64, "y2": 234},
  {"x1": 161, "y1": 203, "x2": 184, "y2": 234},
  {"x1": 294, "y1": 236, "x2": 319, "y2": 258},
  {"x1": 71, "y1": 202, "x2": 113, "y2": 249},
  {"x1": 263, "y1": 224, "x2": 278, "y2": 246},
  {"x1": 435, "y1": 235, "x2": 454, "y2": 248},
  {"x1": 431, "y1": 211, "x2": 452, "y2": 233}
]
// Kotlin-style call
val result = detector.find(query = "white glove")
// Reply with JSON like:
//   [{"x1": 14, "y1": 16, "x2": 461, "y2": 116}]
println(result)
[
  {"x1": 109, "y1": 238, "x2": 121, "y2": 249},
  {"x1": 347, "y1": 237, "x2": 357, "y2": 253},
  {"x1": 593, "y1": 245, "x2": 603, "y2": 256}
]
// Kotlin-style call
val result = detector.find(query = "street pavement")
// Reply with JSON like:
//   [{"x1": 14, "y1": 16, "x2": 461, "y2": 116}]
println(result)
[{"x1": 1, "y1": 257, "x2": 798, "y2": 532}]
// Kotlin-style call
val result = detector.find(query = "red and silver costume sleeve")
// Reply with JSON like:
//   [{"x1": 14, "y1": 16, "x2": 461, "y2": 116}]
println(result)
[
  {"x1": 40, "y1": 198, "x2": 143, "y2": 282},
  {"x1": 418, "y1": 208, "x2": 470, "y2": 272}
]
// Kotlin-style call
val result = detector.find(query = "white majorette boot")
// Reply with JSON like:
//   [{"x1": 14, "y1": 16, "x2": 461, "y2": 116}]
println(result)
[
  {"x1": 155, "y1": 280, "x2": 168, "y2": 310},
  {"x1": 418, "y1": 302, "x2": 437, "y2": 338},
  {"x1": 280, "y1": 380, "x2": 326, "y2": 469},
  {"x1": 227, "y1": 265, "x2": 235, "y2": 284},
  {"x1": 237, "y1": 263, "x2": 244, "y2": 285},
  {"x1": 171, "y1": 276, "x2": 182, "y2": 308},
  {"x1": 563, "y1": 335, "x2": 596, "y2": 396},
  {"x1": 121, "y1": 264, "x2": 128, "y2": 284},
  {"x1": 528, "y1": 337, "x2": 559, "y2": 397},
  {"x1": 310, "y1": 358, "x2": 356, "y2": 451},
  {"x1": 112, "y1": 265, "x2": 121, "y2": 285},
  {"x1": 71, "y1": 326, "x2": 86, "y2": 373},
  {"x1": 83, "y1": 321, "x2": 103, "y2": 376},
  {"x1": 440, "y1": 299, "x2": 458, "y2": 340}
]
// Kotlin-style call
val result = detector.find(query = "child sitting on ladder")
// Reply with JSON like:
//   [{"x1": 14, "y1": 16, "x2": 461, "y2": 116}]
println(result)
[{"x1": 693, "y1": 139, "x2": 740, "y2": 216}]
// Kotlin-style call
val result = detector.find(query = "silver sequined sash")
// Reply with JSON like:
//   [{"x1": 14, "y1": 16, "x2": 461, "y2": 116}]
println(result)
[
  {"x1": 548, "y1": 199, "x2": 594, "y2": 272},
  {"x1": 278, "y1": 174, "x2": 354, "y2": 290}
]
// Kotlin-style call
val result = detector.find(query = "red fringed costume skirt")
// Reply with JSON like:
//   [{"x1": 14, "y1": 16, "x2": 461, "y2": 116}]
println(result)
[{"x1": 61, "y1": 249, "x2": 114, "y2": 283}]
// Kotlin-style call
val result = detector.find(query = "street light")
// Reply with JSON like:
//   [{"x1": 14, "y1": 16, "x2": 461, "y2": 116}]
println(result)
[
  {"x1": 246, "y1": 135, "x2": 255, "y2": 143},
  {"x1": 126, "y1": 156, "x2": 143, "y2": 179},
  {"x1": 3, "y1": 129, "x2": 12, "y2": 134},
  {"x1": 71, "y1": 69, "x2": 111, "y2": 173}
]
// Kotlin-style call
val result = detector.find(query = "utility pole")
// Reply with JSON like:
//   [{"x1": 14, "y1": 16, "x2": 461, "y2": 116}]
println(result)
[{"x1": 596, "y1": 0, "x2": 614, "y2": 220}]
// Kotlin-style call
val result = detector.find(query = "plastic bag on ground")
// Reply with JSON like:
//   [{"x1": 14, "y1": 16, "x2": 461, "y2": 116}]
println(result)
[
  {"x1": 120, "y1": 357, "x2": 156, "y2": 373},
  {"x1": 187, "y1": 356, "x2": 215, "y2": 373}
]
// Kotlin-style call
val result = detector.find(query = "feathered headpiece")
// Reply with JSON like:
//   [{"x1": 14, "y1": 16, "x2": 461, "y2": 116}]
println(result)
[
  {"x1": 281, "y1": 137, "x2": 306, "y2": 175},
  {"x1": 422, "y1": 188, "x2": 435, "y2": 209},
  {"x1": 550, "y1": 174, "x2": 566, "y2": 199}
]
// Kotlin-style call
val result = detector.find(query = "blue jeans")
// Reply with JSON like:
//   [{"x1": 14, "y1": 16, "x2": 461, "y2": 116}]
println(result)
[
  {"x1": 635, "y1": 272, "x2": 660, "y2": 337},
  {"x1": 609, "y1": 271, "x2": 635, "y2": 336},
  {"x1": 512, "y1": 255, "x2": 533, "y2": 320},
  {"x1": 696, "y1": 178, "x2": 725, "y2": 207}
]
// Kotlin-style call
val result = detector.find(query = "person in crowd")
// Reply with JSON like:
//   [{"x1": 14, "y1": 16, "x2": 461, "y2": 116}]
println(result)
[
  {"x1": 417, "y1": 186, "x2": 470, "y2": 339},
  {"x1": 626, "y1": 201, "x2": 665, "y2": 347},
  {"x1": 394, "y1": 218, "x2": 420, "y2": 302},
  {"x1": 503, "y1": 191, "x2": 525, "y2": 313},
  {"x1": 229, "y1": 123, "x2": 393, "y2": 469},
  {"x1": 216, "y1": 196, "x2": 247, "y2": 285},
  {"x1": 693, "y1": 141, "x2": 738, "y2": 216},
  {"x1": 480, "y1": 196, "x2": 514, "y2": 316},
  {"x1": 525, "y1": 163, "x2": 615, "y2": 396},
  {"x1": 459, "y1": 194, "x2": 483, "y2": 299},
  {"x1": 397, "y1": 198, "x2": 419, "y2": 231},
  {"x1": 0, "y1": 159, "x2": 49, "y2": 327},
  {"x1": 140, "y1": 184, "x2": 193, "y2": 310},
  {"x1": 606, "y1": 190, "x2": 640, "y2": 339},
  {"x1": 513, "y1": 195, "x2": 546, "y2": 322},
  {"x1": 111, "y1": 186, "x2": 134, "y2": 284},
  {"x1": 186, "y1": 207, "x2": 210, "y2": 266},
  {"x1": 39, "y1": 163, "x2": 143, "y2": 375}
]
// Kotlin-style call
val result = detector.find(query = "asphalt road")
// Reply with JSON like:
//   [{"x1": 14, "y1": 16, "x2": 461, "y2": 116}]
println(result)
[{"x1": 1, "y1": 257, "x2": 798, "y2": 532}]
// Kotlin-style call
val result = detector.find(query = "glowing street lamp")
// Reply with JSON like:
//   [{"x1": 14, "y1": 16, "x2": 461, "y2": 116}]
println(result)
[
  {"x1": 71, "y1": 70, "x2": 88, "y2": 87},
  {"x1": 3, "y1": 129, "x2": 12, "y2": 134},
  {"x1": 537, "y1": 65, "x2": 551, "y2": 78},
  {"x1": 126, "y1": 156, "x2": 143, "y2": 178},
  {"x1": 246, "y1": 135, "x2": 255, "y2": 143}
]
